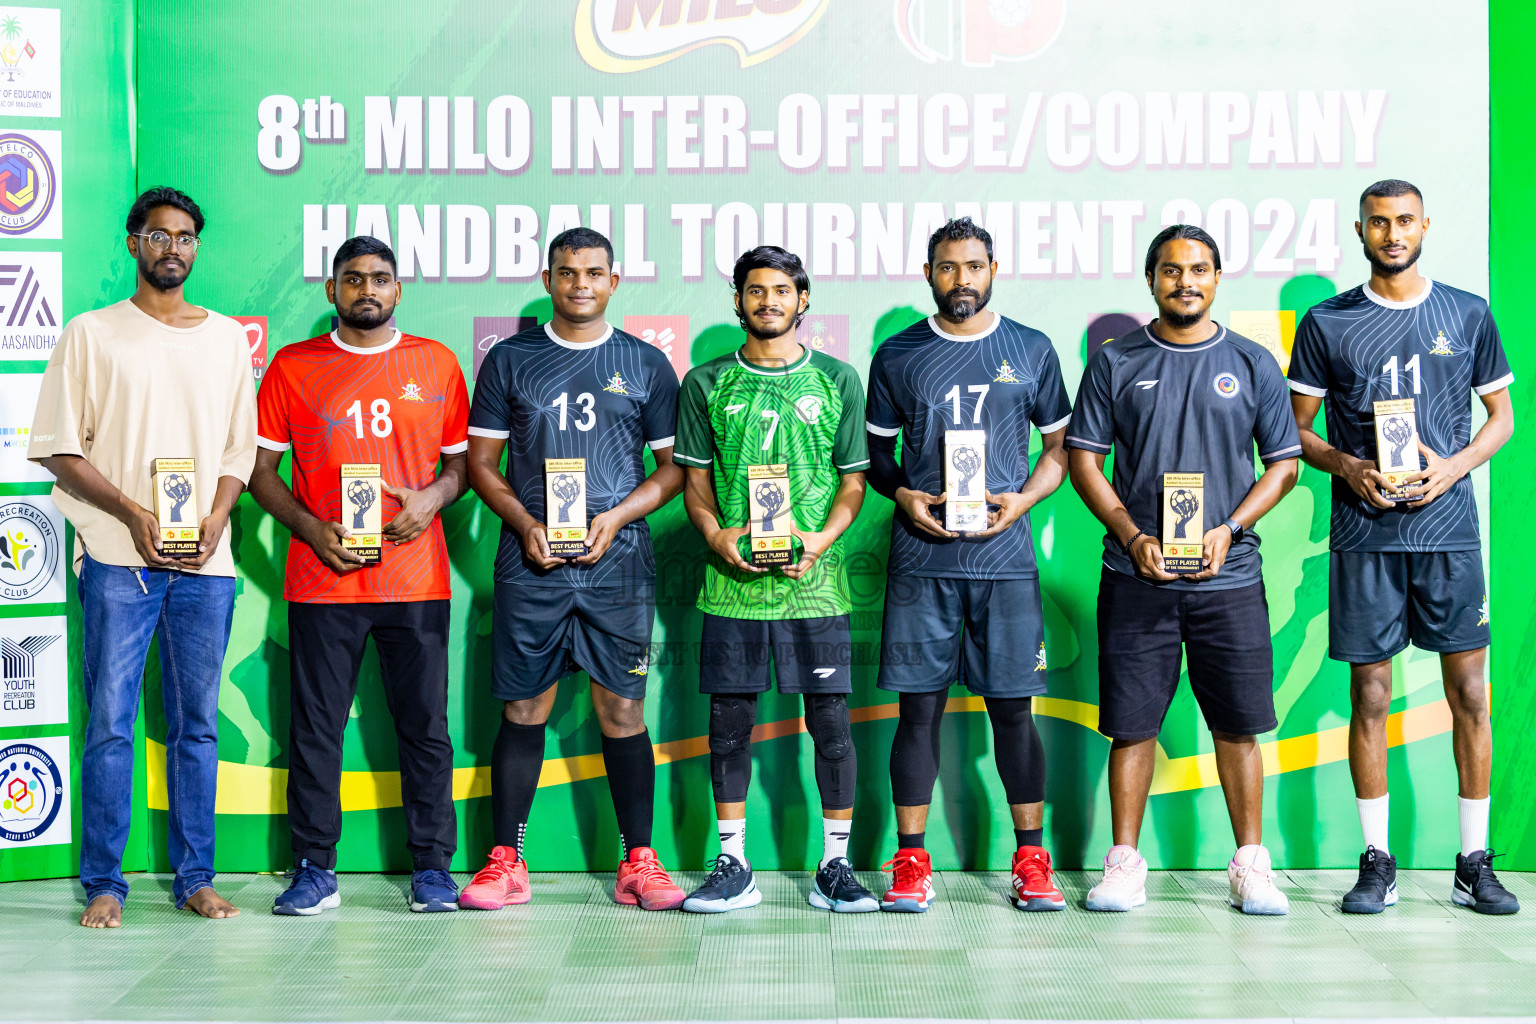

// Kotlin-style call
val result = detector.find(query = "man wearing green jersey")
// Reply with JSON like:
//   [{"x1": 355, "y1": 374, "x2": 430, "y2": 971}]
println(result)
[{"x1": 674, "y1": 246, "x2": 878, "y2": 913}]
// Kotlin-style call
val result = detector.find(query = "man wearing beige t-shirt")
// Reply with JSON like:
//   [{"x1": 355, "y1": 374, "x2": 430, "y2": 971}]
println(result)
[{"x1": 28, "y1": 187, "x2": 257, "y2": 928}]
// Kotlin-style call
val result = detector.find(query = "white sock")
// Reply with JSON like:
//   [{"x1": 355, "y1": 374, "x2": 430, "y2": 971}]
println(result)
[
  {"x1": 717, "y1": 817, "x2": 746, "y2": 865},
  {"x1": 1356, "y1": 794, "x2": 1390, "y2": 854},
  {"x1": 821, "y1": 817, "x2": 850, "y2": 868},
  {"x1": 1458, "y1": 796, "x2": 1490, "y2": 858}
]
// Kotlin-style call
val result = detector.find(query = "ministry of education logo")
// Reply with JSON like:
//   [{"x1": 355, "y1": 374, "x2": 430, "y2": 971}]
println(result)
[
  {"x1": 1034, "y1": 642, "x2": 1047, "y2": 672},
  {"x1": 1213, "y1": 372, "x2": 1241, "y2": 399},
  {"x1": 1429, "y1": 330, "x2": 1455, "y2": 356},
  {"x1": 0, "y1": 499, "x2": 59, "y2": 602},
  {"x1": 603, "y1": 372, "x2": 631, "y2": 395},
  {"x1": 0, "y1": 741, "x2": 64, "y2": 844},
  {"x1": 627, "y1": 648, "x2": 649, "y2": 677},
  {"x1": 1478, "y1": 595, "x2": 1489, "y2": 627},
  {"x1": 0, "y1": 132, "x2": 55, "y2": 236},
  {"x1": 993, "y1": 360, "x2": 1022, "y2": 383},
  {"x1": 398, "y1": 378, "x2": 426, "y2": 402}
]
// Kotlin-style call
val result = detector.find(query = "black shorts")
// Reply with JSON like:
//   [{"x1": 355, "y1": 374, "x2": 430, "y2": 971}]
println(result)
[
  {"x1": 491, "y1": 581, "x2": 654, "y2": 701},
  {"x1": 876, "y1": 576, "x2": 1048, "y2": 697},
  {"x1": 1328, "y1": 550, "x2": 1490, "y2": 664},
  {"x1": 1096, "y1": 568, "x2": 1278, "y2": 741},
  {"x1": 698, "y1": 614, "x2": 853, "y2": 694}
]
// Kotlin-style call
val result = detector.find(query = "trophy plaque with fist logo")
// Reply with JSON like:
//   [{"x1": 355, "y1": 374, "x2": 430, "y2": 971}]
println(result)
[
  {"x1": 1372, "y1": 398, "x2": 1419, "y2": 502},
  {"x1": 944, "y1": 430, "x2": 988, "y2": 533},
  {"x1": 544, "y1": 457, "x2": 588, "y2": 557},
  {"x1": 1161, "y1": 472, "x2": 1205, "y2": 574},
  {"x1": 151, "y1": 458, "x2": 200, "y2": 557},
  {"x1": 340, "y1": 463, "x2": 383, "y2": 564},
  {"x1": 747, "y1": 463, "x2": 793, "y2": 567}
]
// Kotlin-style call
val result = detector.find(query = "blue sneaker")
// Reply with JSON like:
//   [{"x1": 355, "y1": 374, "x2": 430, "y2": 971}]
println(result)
[
  {"x1": 273, "y1": 859, "x2": 340, "y2": 916},
  {"x1": 410, "y1": 868, "x2": 459, "y2": 912}
]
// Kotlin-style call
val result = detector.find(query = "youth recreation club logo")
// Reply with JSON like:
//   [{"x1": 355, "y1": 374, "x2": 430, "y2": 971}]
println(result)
[
  {"x1": 574, "y1": 0, "x2": 832, "y2": 72},
  {"x1": 895, "y1": 0, "x2": 1064, "y2": 67},
  {"x1": 0, "y1": 741, "x2": 64, "y2": 844},
  {"x1": 0, "y1": 131, "x2": 55, "y2": 236}
]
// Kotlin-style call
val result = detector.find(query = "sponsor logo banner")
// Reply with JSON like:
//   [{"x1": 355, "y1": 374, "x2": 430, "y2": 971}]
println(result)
[
  {"x1": 1229, "y1": 310, "x2": 1297, "y2": 374},
  {"x1": 0, "y1": 129, "x2": 59, "y2": 238},
  {"x1": 575, "y1": 0, "x2": 831, "y2": 73},
  {"x1": 0, "y1": 495, "x2": 63, "y2": 605},
  {"x1": 472, "y1": 316, "x2": 536, "y2": 378},
  {"x1": 0, "y1": 7, "x2": 59, "y2": 118},
  {"x1": 0, "y1": 371, "x2": 46, "y2": 483},
  {"x1": 0, "y1": 734, "x2": 69, "y2": 847},
  {"x1": 231, "y1": 316, "x2": 267, "y2": 381},
  {"x1": 0, "y1": 614, "x2": 65, "y2": 727},
  {"x1": 0, "y1": 250, "x2": 59, "y2": 359},
  {"x1": 895, "y1": 0, "x2": 1065, "y2": 67},
  {"x1": 624, "y1": 315, "x2": 690, "y2": 380},
  {"x1": 796, "y1": 314, "x2": 847, "y2": 362}
]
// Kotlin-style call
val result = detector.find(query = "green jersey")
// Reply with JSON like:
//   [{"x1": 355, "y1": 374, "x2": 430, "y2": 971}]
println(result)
[{"x1": 675, "y1": 346, "x2": 870, "y2": 620}]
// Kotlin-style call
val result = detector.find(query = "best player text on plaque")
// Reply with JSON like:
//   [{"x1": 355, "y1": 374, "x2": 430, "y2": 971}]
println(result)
[
  {"x1": 340, "y1": 463, "x2": 383, "y2": 564},
  {"x1": 747, "y1": 463, "x2": 794, "y2": 567},
  {"x1": 151, "y1": 458, "x2": 200, "y2": 557},
  {"x1": 944, "y1": 429, "x2": 988, "y2": 533},
  {"x1": 1161, "y1": 472, "x2": 1205, "y2": 575},
  {"x1": 545, "y1": 458, "x2": 589, "y2": 558},
  {"x1": 1373, "y1": 398, "x2": 1419, "y2": 503}
]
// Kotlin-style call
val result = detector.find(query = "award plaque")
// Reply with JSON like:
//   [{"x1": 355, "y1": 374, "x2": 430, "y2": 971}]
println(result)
[
  {"x1": 340, "y1": 463, "x2": 383, "y2": 564},
  {"x1": 944, "y1": 429, "x2": 988, "y2": 533},
  {"x1": 747, "y1": 463, "x2": 794, "y2": 566},
  {"x1": 1161, "y1": 472, "x2": 1205, "y2": 574},
  {"x1": 151, "y1": 458, "x2": 200, "y2": 557},
  {"x1": 1373, "y1": 398, "x2": 1419, "y2": 503},
  {"x1": 545, "y1": 457, "x2": 588, "y2": 557}
]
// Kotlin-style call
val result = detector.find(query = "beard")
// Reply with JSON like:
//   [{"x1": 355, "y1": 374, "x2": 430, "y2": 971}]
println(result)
[
  {"x1": 337, "y1": 300, "x2": 395, "y2": 330},
  {"x1": 1364, "y1": 239, "x2": 1423, "y2": 277},
  {"x1": 934, "y1": 280, "x2": 992, "y2": 321},
  {"x1": 745, "y1": 311, "x2": 798, "y2": 342},
  {"x1": 139, "y1": 255, "x2": 188, "y2": 292},
  {"x1": 1160, "y1": 290, "x2": 1208, "y2": 329}
]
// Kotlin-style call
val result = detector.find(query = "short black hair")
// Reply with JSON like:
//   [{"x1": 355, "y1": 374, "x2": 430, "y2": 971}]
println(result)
[
  {"x1": 927, "y1": 216, "x2": 993, "y2": 266},
  {"x1": 1359, "y1": 178, "x2": 1423, "y2": 212},
  {"x1": 548, "y1": 227, "x2": 614, "y2": 270},
  {"x1": 1144, "y1": 223, "x2": 1222, "y2": 277},
  {"x1": 732, "y1": 246, "x2": 810, "y2": 330},
  {"x1": 126, "y1": 186, "x2": 204, "y2": 236},
  {"x1": 332, "y1": 235, "x2": 397, "y2": 278}
]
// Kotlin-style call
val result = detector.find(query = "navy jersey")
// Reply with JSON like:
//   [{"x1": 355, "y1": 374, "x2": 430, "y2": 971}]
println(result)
[
  {"x1": 1288, "y1": 279, "x2": 1513, "y2": 552},
  {"x1": 866, "y1": 313, "x2": 1072, "y2": 579},
  {"x1": 468, "y1": 322, "x2": 679, "y2": 587},
  {"x1": 1066, "y1": 324, "x2": 1302, "y2": 591}
]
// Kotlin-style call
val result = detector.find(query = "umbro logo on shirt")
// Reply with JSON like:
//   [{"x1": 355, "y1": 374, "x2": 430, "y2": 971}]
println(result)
[{"x1": 1135, "y1": 380, "x2": 1159, "y2": 390}]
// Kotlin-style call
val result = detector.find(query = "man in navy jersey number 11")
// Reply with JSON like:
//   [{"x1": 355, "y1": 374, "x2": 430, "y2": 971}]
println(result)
[{"x1": 1288, "y1": 180, "x2": 1518, "y2": 915}]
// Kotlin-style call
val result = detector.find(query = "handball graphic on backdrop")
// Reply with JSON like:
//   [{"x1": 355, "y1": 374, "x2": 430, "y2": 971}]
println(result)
[{"x1": 13, "y1": 0, "x2": 1515, "y2": 878}]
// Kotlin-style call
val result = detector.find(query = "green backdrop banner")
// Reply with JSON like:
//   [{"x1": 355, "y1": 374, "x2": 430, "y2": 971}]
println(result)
[{"x1": 8, "y1": 0, "x2": 1525, "y2": 878}]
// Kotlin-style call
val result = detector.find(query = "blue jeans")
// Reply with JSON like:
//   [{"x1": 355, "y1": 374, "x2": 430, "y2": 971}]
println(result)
[{"x1": 78, "y1": 553, "x2": 235, "y2": 908}]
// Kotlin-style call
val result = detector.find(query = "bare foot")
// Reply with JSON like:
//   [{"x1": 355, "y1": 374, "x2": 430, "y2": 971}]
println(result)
[
  {"x1": 80, "y1": 894, "x2": 122, "y2": 928},
  {"x1": 184, "y1": 887, "x2": 240, "y2": 919}
]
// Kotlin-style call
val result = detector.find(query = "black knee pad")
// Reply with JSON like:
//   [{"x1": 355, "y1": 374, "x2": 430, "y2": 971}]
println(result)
[
  {"x1": 804, "y1": 694, "x2": 856, "y2": 811},
  {"x1": 708, "y1": 695, "x2": 757, "y2": 804}
]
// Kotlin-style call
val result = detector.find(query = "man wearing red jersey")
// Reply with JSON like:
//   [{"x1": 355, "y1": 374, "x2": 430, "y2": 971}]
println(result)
[{"x1": 250, "y1": 237, "x2": 469, "y2": 915}]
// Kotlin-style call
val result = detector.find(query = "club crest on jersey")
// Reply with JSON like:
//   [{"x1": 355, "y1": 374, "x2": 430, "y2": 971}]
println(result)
[
  {"x1": 603, "y1": 372, "x2": 631, "y2": 395},
  {"x1": 627, "y1": 648, "x2": 650, "y2": 676},
  {"x1": 1478, "y1": 595, "x2": 1490, "y2": 626},
  {"x1": 1429, "y1": 330, "x2": 1455, "y2": 356},
  {"x1": 398, "y1": 378, "x2": 427, "y2": 402},
  {"x1": 794, "y1": 395, "x2": 823, "y2": 424},
  {"x1": 1034, "y1": 643, "x2": 1047, "y2": 672},
  {"x1": 993, "y1": 359, "x2": 1023, "y2": 383},
  {"x1": 1212, "y1": 372, "x2": 1241, "y2": 399}
]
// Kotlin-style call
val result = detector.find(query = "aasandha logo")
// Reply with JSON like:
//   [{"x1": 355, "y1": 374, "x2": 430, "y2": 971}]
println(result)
[
  {"x1": 894, "y1": 0, "x2": 1064, "y2": 67},
  {"x1": 575, "y1": 0, "x2": 832, "y2": 73}
]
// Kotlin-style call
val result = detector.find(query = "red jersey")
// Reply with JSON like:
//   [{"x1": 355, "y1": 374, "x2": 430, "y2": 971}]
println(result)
[{"x1": 256, "y1": 330, "x2": 469, "y2": 603}]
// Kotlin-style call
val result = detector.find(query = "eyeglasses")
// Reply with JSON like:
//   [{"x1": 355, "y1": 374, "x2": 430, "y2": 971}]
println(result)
[{"x1": 135, "y1": 231, "x2": 201, "y2": 255}]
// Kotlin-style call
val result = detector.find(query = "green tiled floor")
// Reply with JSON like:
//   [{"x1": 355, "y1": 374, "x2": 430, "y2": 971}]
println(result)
[{"x1": 3, "y1": 869, "x2": 1535, "y2": 1022}]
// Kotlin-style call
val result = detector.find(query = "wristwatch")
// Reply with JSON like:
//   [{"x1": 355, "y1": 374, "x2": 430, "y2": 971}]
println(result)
[{"x1": 1223, "y1": 517, "x2": 1245, "y2": 543}]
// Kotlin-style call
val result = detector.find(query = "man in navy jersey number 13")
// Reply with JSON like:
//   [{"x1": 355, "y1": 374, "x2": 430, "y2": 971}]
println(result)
[{"x1": 1288, "y1": 180, "x2": 1518, "y2": 915}]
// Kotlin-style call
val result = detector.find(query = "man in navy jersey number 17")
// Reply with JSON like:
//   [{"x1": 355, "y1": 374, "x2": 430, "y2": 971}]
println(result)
[{"x1": 1288, "y1": 180, "x2": 1518, "y2": 915}]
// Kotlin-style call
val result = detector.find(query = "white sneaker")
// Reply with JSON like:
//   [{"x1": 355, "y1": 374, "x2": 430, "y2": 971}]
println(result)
[
  {"x1": 1228, "y1": 844, "x2": 1289, "y2": 915},
  {"x1": 1085, "y1": 845, "x2": 1147, "y2": 912}
]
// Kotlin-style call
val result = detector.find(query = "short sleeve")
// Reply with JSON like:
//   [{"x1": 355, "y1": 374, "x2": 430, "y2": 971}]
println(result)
[
  {"x1": 467, "y1": 347, "x2": 513, "y2": 439},
  {"x1": 221, "y1": 334, "x2": 259, "y2": 482},
  {"x1": 1064, "y1": 347, "x2": 1115, "y2": 453},
  {"x1": 1030, "y1": 341, "x2": 1073, "y2": 433},
  {"x1": 641, "y1": 351, "x2": 680, "y2": 449},
  {"x1": 1253, "y1": 355, "x2": 1303, "y2": 464},
  {"x1": 27, "y1": 317, "x2": 88, "y2": 461},
  {"x1": 440, "y1": 356, "x2": 470, "y2": 454},
  {"x1": 672, "y1": 366, "x2": 714, "y2": 467},
  {"x1": 255, "y1": 353, "x2": 294, "y2": 451},
  {"x1": 1286, "y1": 312, "x2": 1330, "y2": 398},
  {"x1": 1471, "y1": 309, "x2": 1515, "y2": 396},
  {"x1": 832, "y1": 362, "x2": 870, "y2": 473},
  {"x1": 864, "y1": 350, "x2": 902, "y2": 438}
]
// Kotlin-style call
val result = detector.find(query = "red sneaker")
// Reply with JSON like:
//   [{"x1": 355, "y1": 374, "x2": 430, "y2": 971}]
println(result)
[
  {"x1": 880, "y1": 847, "x2": 935, "y2": 912},
  {"x1": 614, "y1": 847, "x2": 686, "y2": 911},
  {"x1": 459, "y1": 846, "x2": 531, "y2": 909},
  {"x1": 1011, "y1": 845, "x2": 1065, "y2": 911}
]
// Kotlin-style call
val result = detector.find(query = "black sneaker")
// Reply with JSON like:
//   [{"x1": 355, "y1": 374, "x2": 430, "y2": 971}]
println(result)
[
  {"x1": 1453, "y1": 849, "x2": 1521, "y2": 915},
  {"x1": 808, "y1": 857, "x2": 879, "y2": 913},
  {"x1": 682, "y1": 854, "x2": 762, "y2": 913},
  {"x1": 1341, "y1": 846, "x2": 1397, "y2": 914}
]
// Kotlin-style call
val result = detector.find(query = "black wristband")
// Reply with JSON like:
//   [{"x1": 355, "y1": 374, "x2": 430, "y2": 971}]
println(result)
[{"x1": 1120, "y1": 530, "x2": 1146, "y2": 556}]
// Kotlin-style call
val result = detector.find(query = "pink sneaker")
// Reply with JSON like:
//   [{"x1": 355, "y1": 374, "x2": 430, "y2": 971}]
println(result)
[
  {"x1": 459, "y1": 846, "x2": 531, "y2": 909},
  {"x1": 613, "y1": 847, "x2": 686, "y2": 911}
]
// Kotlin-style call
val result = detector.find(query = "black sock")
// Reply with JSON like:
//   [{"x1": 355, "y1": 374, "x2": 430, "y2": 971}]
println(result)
[
  {"x1": 492, "y1": 719, "x2": 545, "y2": 853},
  {"x1": 1015, "y1": 827, "x2": 1043, "y2": 849},
  {"x1": 601, "y1": 730, "x2": 655, "y2": 856},
  {"x1": 898, "y1": 832, "x2": 925, "y2": 850}
]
